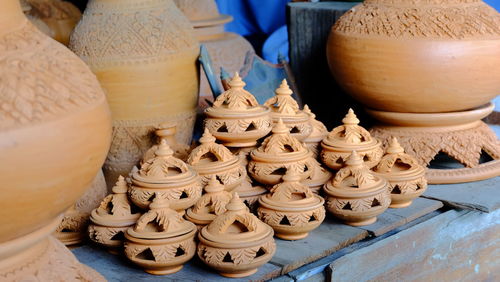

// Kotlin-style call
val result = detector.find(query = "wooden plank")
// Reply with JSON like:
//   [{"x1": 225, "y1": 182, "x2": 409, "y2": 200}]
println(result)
[
  {"x1": 72, "y1": 244, "x2": 282, "y2": 282},
  {"x1": 328, "y1": 209, "x2": 500, "y2": 281}
]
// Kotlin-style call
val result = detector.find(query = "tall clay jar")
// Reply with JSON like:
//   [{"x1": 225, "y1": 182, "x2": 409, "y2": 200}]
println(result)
[
  {"x1": 70, "y1": 0, "x2": 200, "y2": 188},
  {"x1": 0, "y1": 0, "x2": 111, "y2": 279}
]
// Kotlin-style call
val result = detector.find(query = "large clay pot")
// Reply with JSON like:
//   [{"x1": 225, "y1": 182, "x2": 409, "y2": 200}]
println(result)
[
  {"x1": 0, "y1": 0, "x2": 111, "y2": 279},
  {"x1": 327, "y1": 0, "x2": 500, "y2": 113},
  {"x1": 70, "y1": 0, "x2": 200, "y2": 189}
]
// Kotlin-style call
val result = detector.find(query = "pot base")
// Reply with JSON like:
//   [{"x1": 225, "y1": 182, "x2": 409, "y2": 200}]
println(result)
[
  {"x1": 275, "y1": 232, "x2": 309, "y2": 241},
  {"x1": 145, "y1": 265, "x2": 183, "y2": 275},
  {"x1": 219, "y1": 268, "x2": 258, "y2": 278},
  {"x1": 390, "y1": 201, "x2": 412, "y2": 209},
  {"x1": 345, "y1": 217, "x2": 377, "y2": 227},
  {"x1": 368, "y1": 104, "x2": 500, "y2": 184}
]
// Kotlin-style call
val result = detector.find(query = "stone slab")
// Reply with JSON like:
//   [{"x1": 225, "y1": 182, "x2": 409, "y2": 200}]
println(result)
[
  {"x1": 328, "y1": 209, "x2": 500, "y2": 281},
  {"x1": 72, "y1": 244, "x2": 282, "y2": 282},
  {"x1": 423, "y1": 176, "x2": 500, "y2": 213}
]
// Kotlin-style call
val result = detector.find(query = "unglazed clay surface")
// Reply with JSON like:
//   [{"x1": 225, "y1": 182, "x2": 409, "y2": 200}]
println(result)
[{"x1": 303, "y1": 105, "x2": 328, "y2": 159}]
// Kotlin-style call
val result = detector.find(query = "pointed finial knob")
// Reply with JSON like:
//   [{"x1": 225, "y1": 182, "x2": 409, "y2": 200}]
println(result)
[
  {"x1": 345, "y1": 150, "x2": 364, "y2": 166},
  {"x1": 228, "y1": 72, "x2": 246, "y2": 89},
  {"x1": 282, "y1": 169, "x2": 301, "y2": 182},
  {"x1": 226, "y1": 192, "x2": 246, "y2": 211},
  {"x1": 112, "y1": 175, "x2": 128, "y2": 194},
  {"x1": 155, "y1": 139, "x2": 174, "y2": 157},
  {"x1": 275, "y1": 79, "x2": 293, "y2": 96},
  {"x1": 272, "y1": 118, "x2": 289, "y2": 134},
  {"x1": 200, "y1": 128, "x2": 216, "y2": 144},
  {"x1": 205, "y1": 175, "x2": 225, "y2": 193},
  {"x1": 342, "y1": 108, "x2": 360, "y2": 125},
  {"x1": 303, "y1": 104, "x2": 316, "y2": 119},
  {"x1": 149, "y1": 197, "x2": 169, "y2": 210},
  {"x1": 386, "y1": 137, "x2": 405, "y2": 154}
]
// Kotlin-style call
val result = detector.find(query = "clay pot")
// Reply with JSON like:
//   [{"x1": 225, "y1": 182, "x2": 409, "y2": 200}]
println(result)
[
  {"x1": 129, "y1": 140, "x2": 202, "y2": 212},
  {"x1": 0, "y1": 0, "x2": 111, "y2": 279},
  {"x1": 324, "y1": 151, "x2": 390, "y2": 226},
  {"x1": 187, "y1": 129, "x2": 246, "y2": 191},
  {"x1": 327, "y1": 0, "x2": 500, "y2": 113},
  {"x1": 320, "y1": 109, "x2": 383, "y2": 170},
  {"x1": 234, "y1": 176, "x2": 267, "y2": 212},
  {"x1": 88, "y1": 176, "x2": 141, "y2": 254},
  {"x1": 301, "y1": 158, "x2": 332, "y2": 194},
  {"x1": 125, "y1": 198, "x2": 197, "y2": 275},
  {"x1": 142, "y1": 125, "x2": 191, "y2": 163},
  {"x1": 373, "y1": 138, "x2": 427, "y2": 208},
  {"x1": 197, "y1": 193, "x2": 276, "y2": 278},
  {"x1": 185, "y1": 176, "x2": 233, "y2": 229},
  {"x1": 303, "y1": 105, "x2": 328, "y2": 159},
  {"x1": 264, "y1": 80, "x2": 313, "y2": 141},
  {"x1": 204, "y1": 73, "x2": 272, "y2": 148},
  {"x1": 70, "y1": 0, "x2": 200, "y2": 189},
  {"x1": 258, "y1": 172, "x2": 325, "y2": 240}
]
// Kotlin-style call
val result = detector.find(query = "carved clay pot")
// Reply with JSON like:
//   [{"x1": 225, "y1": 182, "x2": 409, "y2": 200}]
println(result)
[
  {"x1": 88, "y1": 176, "x2": 141, "y2": 254},
  {"x1": 173, "y1": 0, "x2": 255, "y2": 110},
  {"x1": 129, "y1": 140, "x2": 202, "y2": 212},
  {"x1": 324, "y1": 151, "x2": 390, "y2": 226},
  {"x1": 0, "y1": 0, "x2": 111, "y2": 279},
  {"x1": 204, "y1": 73, "x2": 272, "y2": 148},
  {"x1": 70, "y1": 0, "x2": 200, "y2": 189},
  {"x1": 125, "y1": 198, "x2": 197, "y2": 275},
  {"x1": 187, "y1": 129, "x2": 246, "y2": 191},
  {"x1": 321, "y1": 109, "x2": 383, "y2": 170},
  {"x1": 301, "y1": 158, "x2": 332, "y2": 194},
  {"x1": 197, "y1": 193, "x2": 276, "y2": 278},
  {"x1": 373, "y1": 138, "x2": 427, "y2": 208},
  {"x1": 142, "y1": 125, "x2": 191, "y2": 163},
  {"x1": 185, "y1": 176, "x2": 232, "y2": 229},
  {"x1": 234, "y1": 176, "x2": 267, "y2": 212},
  {"x1": 248, "y1": 119, "x2": 315, "y2": 185},
  {"x1": 258, "y1": 172, "x2": 325, "y2": 240},
  {"x1": 303, "y1": 105, "x2": 328, "y2": 159}
]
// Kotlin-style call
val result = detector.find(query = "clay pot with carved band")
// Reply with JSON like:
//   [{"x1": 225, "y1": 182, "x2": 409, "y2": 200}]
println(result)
[
  {"x1": 234, "y1": 176, "x2": 267, "y2": 212},
  {"x1": 88, "y1": 176, "x2": 141, "y2": 254},
  {"x1": 248, "y1": 119, "x2": 315, "y2": 185},
  {"x1": 373, "y1": 137, "x2": 428, "y2": 208},
  {"x1": 321, "y1": 109, "x2": 383, "y2": 170},
  {"x1": 129, "y1": 140, "x2": 202, "y2": 212},
  {"x1": 142, "y1": 125, "x2": 191, "y2": 163},
  {"x1": 204, "y1": 73, "x2": 272, "y2": 148},
  {"x1": 70, "y1": 0, "x2": 200, "y2": 189},
  {"x1": 124, "y1": 198, "x2": 197, "y2": 275},
  {"x1": 185, "y1": 176, "x2": 233, "y2": 229},
  {"x1": 301, "y1": 158, "x2": 332, "y2": 194},
  {"x1": 258, "y1": 171, "x2": 325, "y2": 240},
  {"x1": 324, "y1": 151, "x2": 390, "y2": 226},
  {"x1": 302, "y1": 105, "x2": 328, "y2": 159},
  {"x1": 197, "y1": 193, "x2": 276, "y2": 278},
  {"x1": 187, "y1": 129, "x2": 246, "y2": 191}
]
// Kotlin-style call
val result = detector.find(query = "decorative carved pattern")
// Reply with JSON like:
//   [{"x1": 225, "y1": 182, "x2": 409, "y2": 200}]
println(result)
[
  {"x1": 258, "y1": 208, "x2": 325, "y2": 227},
  {"x1": 197, "y1": 239, "x2": 275, "y2": 266},
  {"x1": 388, "y1": 176, "x2": 427, "y2": 195},
  {"x1": 88, "y1": 225, "x2": 127, "y2": 247},
  {"x1": 204, "y1": 117, "x2": 271, "y2": 134},
  {"x1": 125, "y1": 238, "x2": 196, "y2": 262},
  {"x1": 321, "y1": 148, "x2": 384, "y2": 170},
  {"x1": 325, "y1": 190, "x2": 390, "y2": 212},
  {"x1": 128, "y1": 182, "x2": 202, "y2": 209},
  {"x1": 248, "y1": 158, "x2": 314, "y2": 182}
]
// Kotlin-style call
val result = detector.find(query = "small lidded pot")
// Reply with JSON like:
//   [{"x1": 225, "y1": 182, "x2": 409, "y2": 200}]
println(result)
[
  {"x1": 129, "y1": 140, "x2": 202, "y2": 212},
  {"x1": 187, "y1": 129, "x2": 246, "y2": 191},
  {"x1": 88, "y1": 176, "x2": 141, "y2": 254},
  {"x1": 324, "y1": 151, "x2": 390, "y2": 226},
  {"x1": 185, "y1": 176, "x2": 233, "y2": 229},
  {"x1": 124, "y1": 198, "x2": 197, "y2": 275},
  {"x1": 301, "y1": 158, "x2": 332, "y2": 194},
  {"x1": 234, "y1": 176, "x2": 267, "y2": 212},
  {"x1": 248, "y1": 119, "x2": 315, "y2": 185},
  {"x1": 141, "y1": 124, "x2": 191, "y2": 163},
  {"x1": 302, "y1": 105, "x2": 328, "y2": 158},
  {"x1": 197, "y1": 193, "x2": 276, "y2": 278},
  {"x1": 258, "y1": 171, "x2": 325, "y2": 240},
  {"x1": 321, "y1": 109, "x2": 383, "y2": 170},
  {"x1": 373, "y1": 137, "x2": 427, "y2": 208},
  {"x1": 264, "y1": 79, "x2": 312, "y2": 141},
  {"x1": 204, "y1": 73, "x2": 272, "y2": 147}
]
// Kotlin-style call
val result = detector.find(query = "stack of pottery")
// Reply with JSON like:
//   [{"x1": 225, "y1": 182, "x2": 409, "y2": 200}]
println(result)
[
  {"x1": 374, "y1": 138, "x2": 427, "y2": 208},
  {"x1": 185, "y1": 176, "x2": 233, "y2": 229},
  {"x1": 197, "y1": 193, "x2": 276, "y2": 278},
  {"x1": 248, "y1": 119, "x2": 314, "y2": 185},
  {"x1": 125, "y1": 198, "x2": 197, "y2": 275},
  {"x1": 302, "y1": 105, "x2": 328, "y2": 158},
  {"x1": 321, "y1": 109, "x2": 383, "y2": 170},
  {"x1": 142, "y1": 125, "x2": 191, "y2": 163},
  {"x1": 324, "y1": 151, "x2": 390, "y2": 226},
  {"x1": 70, "y1": 0, "x2": 200, "y2": 188},
  {"x1": 204, "y1": 73, "x2": 272, "y2": 148},
  {"x1": 186, "y1": 129, "x2": 246, "y2": 191},
  {"x1": 258, "y1": 171, "x2": 325, "y2": 240},
  {"x1": 301, "y1": 158, "x2": 332, "y2": 194},
  {"x1": 233, "y1": 176, "x2": 267, "y2": 211},
  {"x1": 0, "y1": 0, "x2": 111, "y2": 279},
  {"x1": 173, "y1": 0, "x2": 255, "y2": 109},
  {"x1": 88, "y1": 176, "x2": 141, "y2": 254},
  {"x1": 129, "y1": 140, "x2": 202, "y2": 212},
  {"x1": 264, "y1": 80, "x2": 312, "y2": 141}
]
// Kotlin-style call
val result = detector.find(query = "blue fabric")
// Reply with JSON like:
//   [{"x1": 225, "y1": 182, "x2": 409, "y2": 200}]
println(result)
[{"x1": 485, "y1": 0, "x2": 500, "y2": 11}]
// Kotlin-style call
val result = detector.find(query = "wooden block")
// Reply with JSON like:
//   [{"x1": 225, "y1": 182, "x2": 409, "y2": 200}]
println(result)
[
  {"x1": 328, "y1": 209, "x2": 500, "y2": 281},
  {"x1": 72, "y1": 244, "x2": 282, "y2": 282},
  {"x1": 356, "y1": 212, "x2": 406, "y2": 237},
  {"x1": 423, "y1": 177, "x2": 500, "y2": 213}
]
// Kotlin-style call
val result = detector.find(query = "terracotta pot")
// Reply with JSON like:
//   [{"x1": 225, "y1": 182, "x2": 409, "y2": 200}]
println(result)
[
  {"x1": 187, "y1": 129, "x2": 246, "y2": 191},
  {"x1": 373, "y1": 138, "x2": 428, "y2": 208},
  {"x1": 234, "y1": 176, "x2": 267, "y2": 213},
  {"x1": 129, "y1": 140, "x2": 202, "y2": 212},
  {"x1": 327, "y1": 0, "x2": 500, "y2": 113},
  {"x1": 142, "y1": 125, "x2": 192, "y2": 163},
  {"x1": 303, "y1": 105, "x2": 328, "y2": 159},
  {"x1": 248, "y1": 119, "x2": 315, "y2": 185},
  {"x1": 70, "y1": 0, "x2": 200, "y2": 189},
  {"x1": 324, "y1": 151, "x2": 390, "y2": 226},
  {"x1": 88, "y1": 176, "x2": 141, "y2": 254},
  {"x1": 321, "y1": 109, "x2": 383, "y2": 170},
  {"x1": 125, "y1": 198, "x2": 197, "y2": 275},
  {"x1": 258, "y1": 172, "x2": 325, "y2": 240},
  {"x1": 301, "y1": 158, "x2": 332, "y2": 194},
  {"x1": 0, "y1": 0, "x2": 111, "y2": 279},
  {"x1": 197, "y1": 193, "x2": 276, "y2": 278}
]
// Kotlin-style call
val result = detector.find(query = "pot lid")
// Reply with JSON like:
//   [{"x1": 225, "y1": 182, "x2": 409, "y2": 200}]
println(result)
[
  {"x1": 265, "y1": 80, "x2": 310, "y2": 122},
  {"x1": 374, "y1": 137, "x2": 425, "y2": 177},
  {"x1": 322, "y1": 109, "x2": 379, "y2": 149},
  {"x1": 302, "y1": 158, "x2": 332, "y2": 187},
  {"x1": 173, "y1": 0, "x2": 232, "y2": 28},
  {"x1": 233, "y1": 176, "x2": 267, "y2": 198},
  {"x1": 187, "y1": 129, "x2": 240, "y2": 170},
  {"x1": 142, "y1": 124, "x2": 190, "y2": 163},
  {"x1": 303, "y1": 105, "x2": 328, "y2": 142},
  {"x1": 186, "y1": 176, "x2": 232, "y2": 223}
]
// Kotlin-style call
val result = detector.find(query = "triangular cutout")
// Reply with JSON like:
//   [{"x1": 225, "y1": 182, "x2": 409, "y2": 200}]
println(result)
[
  {"x1": 428, "y1": 151, "x2": 465, "y2": 169},
  {"x1": 227, "y1": 220, "x2": 249, "y2": 233},
  {"x1": 342, "y1": 202, "x2": 352, "y2": 210},
  {"x1": 147, "y1": 193, "x2": 156, "y2": 202},
  {"x1": 415, "y1": 184, "x2": 422, "y2": 191},
  {"x1": 200, "y1": 151, "x2": 218, "y2": 162},
  {"x1": 371, "y1": 198, "x2": 381, "y2": 207},
  {"x1": 290, "y1": 126, "x2": 300, "y2": 134},
  {"x1": 217, "y1": 124, "x2": 228, "y2": 132},
  {"x1": 180, "y1": 191, "x2": 188, "y2": 199},
  {"x1": 245, "y1": 123, "x2": 257, "y2": 132},
  {"x1": 392, "y1": 185, "x2": 402, "y2": 194},
  {"x1": 136, "y1": 248, "x2": 155, "y2": 261},
  {"x1": 175, "y1": 247, "x2": 185, "y2": 257},
  {"x1": 271, "y1": 167, "x2": 287, "y2": 175},
  {"x1": 479, "y1": 149, "x2": 494, "y2": 164},
  {"x1": 284, "y1": 144, "x2": 294, "y2": 152},
  {"x1": 309, "y1": 215, "x2": 317, "y2": 222},
  {"x1": 223, "y1": 252, "x2": 234, "y2": 263},
  {"x1": 110, "y1": 231, "x2": 125, "y2": 241},
  {"x1": 255, "y1": 247, "x2": 266, "y2": 258},
  {"x1": 279, "y1": 216, "x2": 291, "y2": 226}
]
